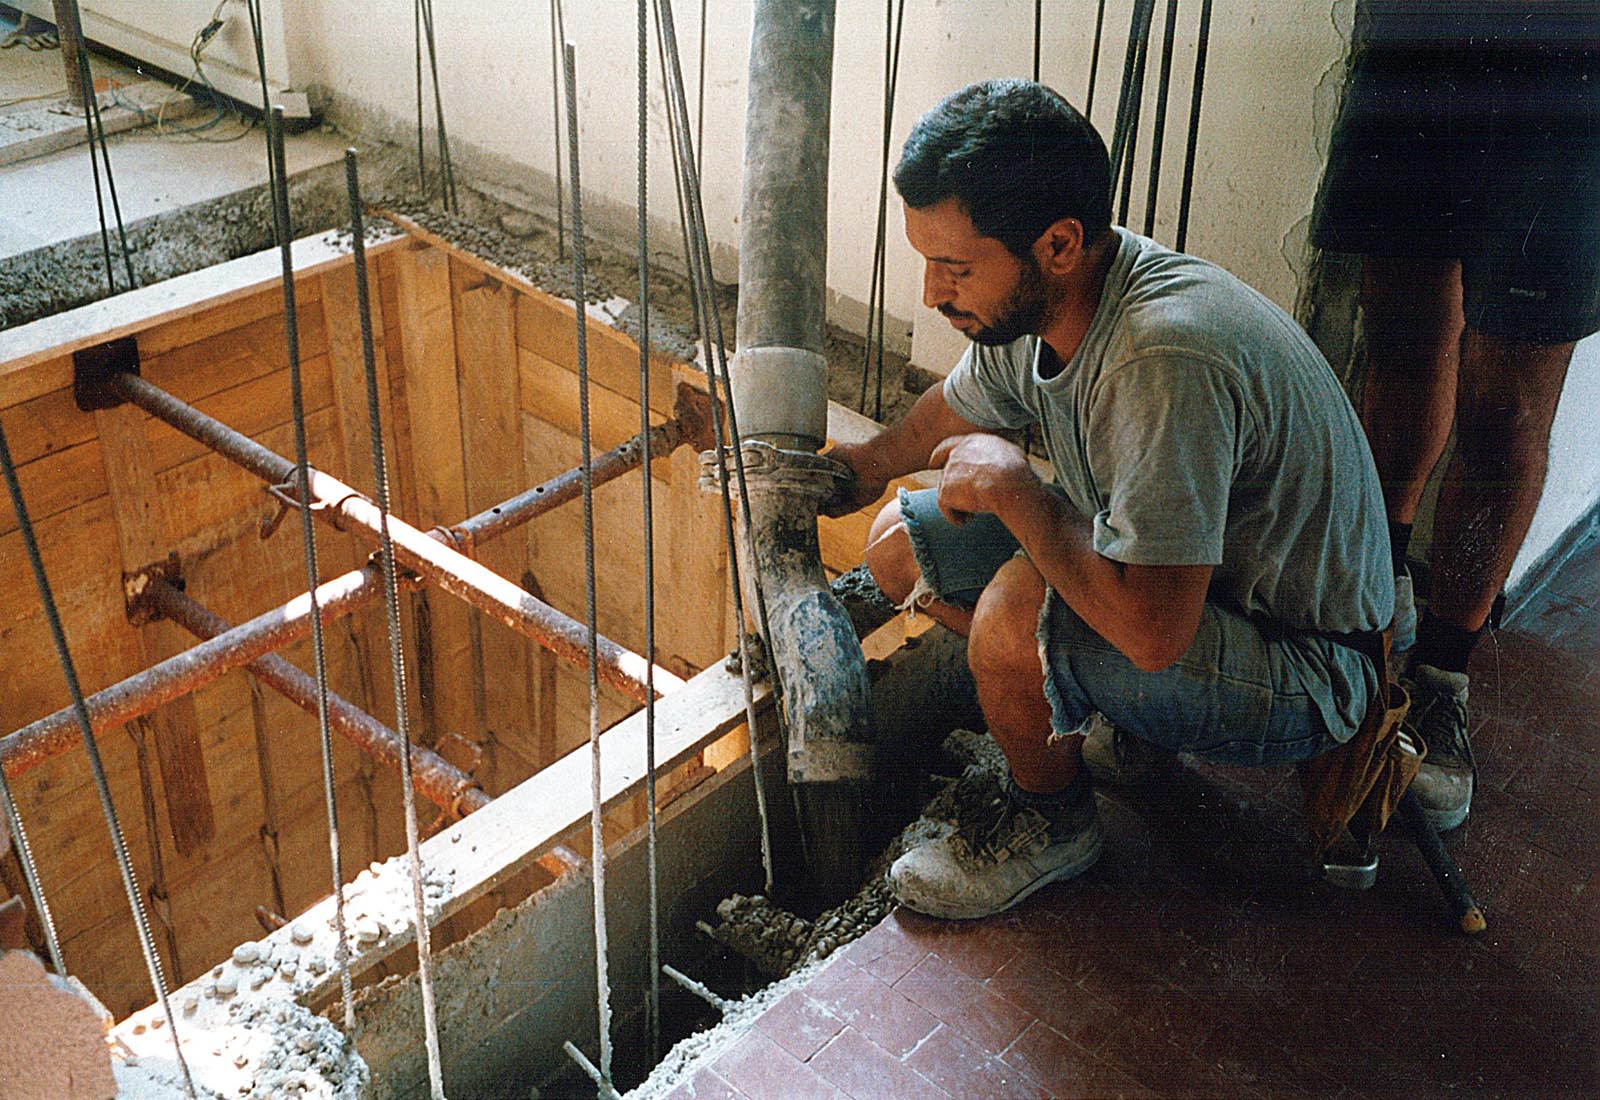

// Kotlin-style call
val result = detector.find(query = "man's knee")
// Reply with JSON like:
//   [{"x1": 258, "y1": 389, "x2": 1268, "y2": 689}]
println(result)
[
  {"x1": 968, "y1": 557, "x2": 1047, "y2": 685},
  {"x1": 863, "y1": 498, "x2": 920, "y2": 605}
]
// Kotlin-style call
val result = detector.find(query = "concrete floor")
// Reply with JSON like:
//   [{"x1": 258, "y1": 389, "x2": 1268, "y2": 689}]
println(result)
[{"x1": 0, "y1": 23, "x2": 345, "y2": 264}]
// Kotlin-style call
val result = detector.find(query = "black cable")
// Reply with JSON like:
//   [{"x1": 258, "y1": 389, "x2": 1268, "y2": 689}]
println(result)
[
  {"x1": 1175, "y1": 0, "x2": 1213, "y2": 252},
  {"x1": 1143, "y1": 0, "x2": 1181, "y2": 238}
]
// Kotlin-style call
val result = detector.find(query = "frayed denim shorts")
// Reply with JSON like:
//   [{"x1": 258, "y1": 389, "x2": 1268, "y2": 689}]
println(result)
[{"x1": 897, "y1": 487, "x2": 1343, "y2": 767}]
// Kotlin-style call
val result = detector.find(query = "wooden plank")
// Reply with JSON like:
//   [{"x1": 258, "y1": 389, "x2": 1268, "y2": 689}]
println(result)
[
  {"x1": 113, "y1": 659, "x2": 773, "y2": 1043},
  {"x1": 452, "y1": 265, "x2": 533, "y2": 776},
  {"x1": 513, "y1": 290, "x2": 679, "y2": 416},
  {"x1": 392, "y1": 244, "x2": 474, "y2": 747},
  {"x1": 94, "y1": 402, "x2": 215, "y2": 857},
  {"x1": 518, "y1": 346, "x2": 672, "y2": 458},
  {"x1": 0, "y1": 231, "x2": 404, "y2": 407}
]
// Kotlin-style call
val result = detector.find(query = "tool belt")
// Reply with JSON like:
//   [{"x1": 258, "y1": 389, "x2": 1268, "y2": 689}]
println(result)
[{"x1": 1296, "y1": 627, "x2": 1419, "y2": 861}]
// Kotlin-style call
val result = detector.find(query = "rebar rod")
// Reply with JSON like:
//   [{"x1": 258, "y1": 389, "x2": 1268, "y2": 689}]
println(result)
[
  {"x1": 0, "y1": 398, "x2": 196, "y2": 1099},
  {"x1": 637, "y1": 0, "x2": 663, "y2": 1063},
  {"x1": 345, "y1": 147, "x2": 448, "y2": 1099},
  {"x1": 562, "y1": 1041, "x2": 622, "y2": 1100},
  {"x1": 150, "y1": 582, "x2": 489, "y2": 817},
  {"x1": 564, "y1": 39, "x2": 615, "y2": 1089},
  {"x1": 656, "y1": 0, "x2": 778, "y2": 894},
  {"x1": 1032, "y1": 0, "x2": 1042, "y2": 81},
  {"x1": 1085, "y1": 0, "x2": 1108, "y2": 119},
  {"x1": 244, "y1": 0, "x2": 279, "y2": 245},
  {"x1": 1, "y1": 422, "x2": 684, "y2": 779},
  {"x1": 662, "y1": 963, "x2": 730, "y2": 1013},
  {"x1": 1143, "y1": 0, "x2": 1181, "y2": 238},
  {"x1": 0, "y1": 763, "x2": 66, "y2": 974},
  {"x1": 108, "y1": 371, "x2": 680, "y2": 705},
  {"x1": 269, "y1": 105, "x2": 355, "y2": 1031},
  {"x1": 1174, "y1": 0, "x2": 1213, "y2": 252}
]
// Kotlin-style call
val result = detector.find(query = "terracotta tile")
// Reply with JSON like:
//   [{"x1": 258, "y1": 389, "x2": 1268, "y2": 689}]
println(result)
[
  {"x1": 753, "y1": 990, "x2": 845, "y2": 1062},
  {"x1": 842, "y1": 915, "x2": 930, "y2": 985},
  {"x1": 1097, "y1": 1030, "x2": 1261, "y2": 1100},
  {"x1": 989, "y1": 957, "x2": 1122, "y2": 1054},
  {"x1": 710, "y1": 1030, "x2": 845, "y2": 1100},
  {"x1": 809, "y1": 1026, "x2": 953, "y2": 1100},
  {"x1": 660, "y1": 1067, "x2": 749, "y2": 1100},
  {"x1": 889, "y1": 951, "x2": 1032, "y2": 1052},
  {"x1": 905, "y1": 1024, "x2": 1051, "y2": 1100},
  {"x1": 803, "y1": 955, "x2": 938, "y2": 1057},
  {"x1": 1000, "y1": 1020, "x2": 1157, "y2": 1099}
]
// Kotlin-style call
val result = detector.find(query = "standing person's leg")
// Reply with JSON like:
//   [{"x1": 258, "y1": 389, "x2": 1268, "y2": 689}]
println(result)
[{"x1": 1406, "y1": 333, "x2": 1576, "y2": 829}]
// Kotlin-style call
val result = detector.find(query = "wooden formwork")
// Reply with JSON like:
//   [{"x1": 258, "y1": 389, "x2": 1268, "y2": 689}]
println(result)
[{"x1": 0, "y1": 214, "x2": 912, "y2": 1047}]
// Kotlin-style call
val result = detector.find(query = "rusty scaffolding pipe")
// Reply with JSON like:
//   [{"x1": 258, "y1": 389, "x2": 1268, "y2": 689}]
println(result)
[
  {"x1": 150, "y1": 581, "x2": 489, "y2": 817},
  {"x1": 109, "y1": 371, "x2": 682, "y2": 704},
  {"x1": 1, "y1": 414, "x2": 684, "y2": 781}
]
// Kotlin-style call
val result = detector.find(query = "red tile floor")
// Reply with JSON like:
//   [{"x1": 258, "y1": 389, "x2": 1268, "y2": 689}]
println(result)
[{"x1": 666, "y1": 531, "x2": 1600, "y2": 1099}]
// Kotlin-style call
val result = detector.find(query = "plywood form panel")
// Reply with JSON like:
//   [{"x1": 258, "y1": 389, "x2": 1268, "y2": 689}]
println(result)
[
  {"x1": 392, "y1": 243, "x2": 474, "y2": 750},
  {"x1": 512, "y1": 289, "x2": 678, "y2": 418},
  {"x1": 95, "y1": 400, "x2": 215, "y2": 857},
  {"x1": 452, "y1": 263, "x2": 535, "y2": 790}
]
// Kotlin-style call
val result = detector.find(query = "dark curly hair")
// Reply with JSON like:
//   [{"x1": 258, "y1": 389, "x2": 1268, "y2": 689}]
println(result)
[{"x1": 893, "y1": 79, "x2": 1112, "y2": 257}]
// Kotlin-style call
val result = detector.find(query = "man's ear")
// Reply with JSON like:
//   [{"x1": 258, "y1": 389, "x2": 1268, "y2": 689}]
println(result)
[{"x1": 1034, "y1": 217, "x2": 1085, "y2": 275}]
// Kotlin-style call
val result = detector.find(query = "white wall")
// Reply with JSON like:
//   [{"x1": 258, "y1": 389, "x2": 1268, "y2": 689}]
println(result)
[{"x1": 279, "y1": 0, "x2": 1591, "y2": 591}]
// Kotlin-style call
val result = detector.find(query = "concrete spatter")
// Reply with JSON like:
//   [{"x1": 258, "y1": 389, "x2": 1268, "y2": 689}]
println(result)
[
  {"x1": 111, "y1": 998, "x2": 369, "y2": 1100},
  {"x1": 628, "y1": 729, "x2": 1017, "y2": 1099}
]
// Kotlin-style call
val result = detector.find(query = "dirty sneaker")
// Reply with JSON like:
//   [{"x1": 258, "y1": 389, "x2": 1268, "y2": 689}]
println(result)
[
  {"x1": 1406, "y1": 663, "x2": 1473, "y2": 831},
  {"x1": 1079, "y1": 712, "x2": 1176, "y2": 786},
  {"x1": 888, "y1": 770, "x2": 1102, "y2": 919}
]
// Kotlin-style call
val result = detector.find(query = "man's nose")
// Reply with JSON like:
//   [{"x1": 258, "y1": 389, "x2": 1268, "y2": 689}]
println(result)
[{"x1": 923, "y1": 263, "x2": 953, "y2": 309}]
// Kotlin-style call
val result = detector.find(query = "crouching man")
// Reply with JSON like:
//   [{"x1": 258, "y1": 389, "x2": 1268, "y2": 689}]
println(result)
[{"x1": 826, "y1": 79, "x2": 1394, "y2": 920}]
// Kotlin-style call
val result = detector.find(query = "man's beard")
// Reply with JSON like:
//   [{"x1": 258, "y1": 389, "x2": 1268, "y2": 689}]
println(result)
[{"x1": 942, "y1": 256, "x2": 1049, "y2": 347}]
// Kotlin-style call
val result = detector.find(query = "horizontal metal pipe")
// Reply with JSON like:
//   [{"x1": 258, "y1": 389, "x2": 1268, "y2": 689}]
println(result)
[
  {"x1": 111, "y1": 372, "x2": 681, "y2": 704},
  {"x1": 451, "y1": 420, "x2": 678, "y2": 554},
  {"x1": 2, "y1": 567, "x2": 384, "y2": 779},
  {"x1": 2, "y1": 390, "x2": 692, "y2": 781},
  {"x1": 151, "y1": 581, "x2": 490, "y2": 817}
]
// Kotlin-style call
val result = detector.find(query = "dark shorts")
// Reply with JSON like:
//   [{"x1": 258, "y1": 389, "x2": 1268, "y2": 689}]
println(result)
[{"x1": 1311, "y1": 2, "x2": 1600, "y2": 342}]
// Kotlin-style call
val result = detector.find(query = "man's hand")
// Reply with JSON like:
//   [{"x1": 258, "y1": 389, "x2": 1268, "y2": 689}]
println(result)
[
  {"x1": 820, "y1": 441, "x2": 892, "y2": 518},
  {"x1": 929, "y1": 432, "x2": 1041, "y2": 526}
]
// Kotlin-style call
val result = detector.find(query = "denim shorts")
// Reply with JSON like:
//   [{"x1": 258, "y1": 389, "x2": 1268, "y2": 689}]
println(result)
[{"x1": 898, "y1": 487, "x2": 1341, "y2": 767}]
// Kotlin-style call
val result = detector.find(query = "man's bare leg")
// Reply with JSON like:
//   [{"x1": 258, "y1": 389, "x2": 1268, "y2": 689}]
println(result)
[
  {"x1": 862, "y1": 497, "x2": 974, "y2": 636},
  {"x1": 967, "y1": 556, "x2": 1081, "y2": 794},
  {"x1": 1360, "y1": 257, "x2": 1464, "y2": 527},
  {"x1": 1428, "y1": 331, "x2": 1576, "y2": 634}
]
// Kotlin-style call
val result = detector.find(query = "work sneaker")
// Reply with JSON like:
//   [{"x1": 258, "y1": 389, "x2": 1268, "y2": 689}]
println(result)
[
  {"x1": 1392, "y1": 572, "x2": 1418, "y2": 653},
  {"x1": 1080, "y1": 712, "x2": 1176, "y2": 785},
  {"x1": 1406, "y1": 663, "x2": 1474, "y2": 831},
  {"x1": 888, "y1": 771, "x2": 1103, "y2": 919}
]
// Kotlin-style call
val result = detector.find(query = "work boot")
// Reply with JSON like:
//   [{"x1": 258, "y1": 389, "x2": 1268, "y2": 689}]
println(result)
[
  {"x1": 888, "y1": 770, "x2": 1102, "y2": 919},
  {"x1": 1079, "y1": 712, "x2": 1176, "y2": 785},
  {"x1": 1406, "y1": 663, "x2": 1473, "y2": 831},
  {"x1": 1392, "y1": 571, "x2": 1418, "y2": 653}
]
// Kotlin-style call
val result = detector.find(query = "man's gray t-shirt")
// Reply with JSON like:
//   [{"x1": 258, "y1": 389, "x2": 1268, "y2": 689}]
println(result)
[{"x1": 943, "y1": 228, "x2": 1392, "y2": 741}]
